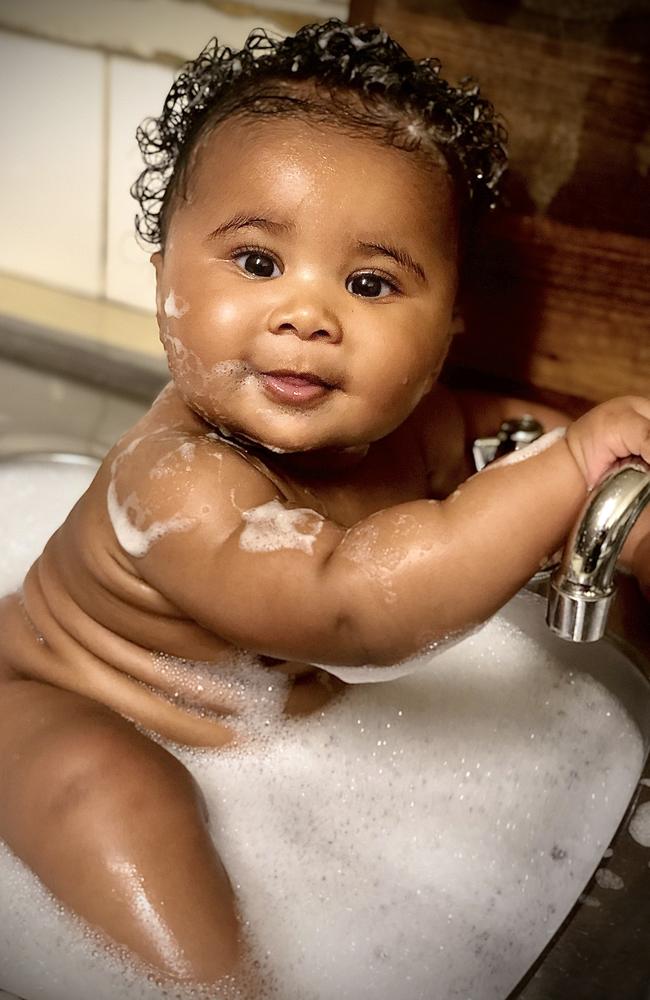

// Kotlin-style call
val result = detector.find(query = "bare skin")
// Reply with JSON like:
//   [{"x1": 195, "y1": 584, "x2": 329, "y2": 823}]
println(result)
[{"x1": 0, "y1": 115, "x2": 648, "y2": 989}]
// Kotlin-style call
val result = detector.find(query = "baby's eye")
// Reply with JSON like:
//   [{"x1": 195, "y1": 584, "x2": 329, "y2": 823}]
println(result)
[
  {"x1": 232, "y1": 250, "x2": 281, "y2": 279},
  {"x1": 346, "y1": 272, "x2": 397, "y2": 299}
]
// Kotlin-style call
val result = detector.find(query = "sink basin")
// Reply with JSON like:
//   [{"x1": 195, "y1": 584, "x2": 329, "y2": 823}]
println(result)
[
  {"x1": 511, "y1": 573, "x2": 650, "y2": 1000},
  {"x1": 0, "y1": 353, "x2": 649, "y2": 999}
]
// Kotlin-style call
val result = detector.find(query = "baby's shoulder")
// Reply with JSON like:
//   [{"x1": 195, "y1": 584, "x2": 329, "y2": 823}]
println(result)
[{"x1": 104, "y1": 405, "x2": 281, "y2": 553}]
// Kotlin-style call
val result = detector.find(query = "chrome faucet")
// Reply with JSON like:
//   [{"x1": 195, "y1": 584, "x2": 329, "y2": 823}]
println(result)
[
  {"x1": 547, "y1": 458, "x2": 650, "y2": 642},
  {"x1": 472, "y1": 415, "x2": 544, "y2": 471}
]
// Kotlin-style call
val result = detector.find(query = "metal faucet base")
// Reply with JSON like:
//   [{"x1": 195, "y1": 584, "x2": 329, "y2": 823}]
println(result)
[{"x1": 547, "y1": 581, "x2": 614, "y2": 642}]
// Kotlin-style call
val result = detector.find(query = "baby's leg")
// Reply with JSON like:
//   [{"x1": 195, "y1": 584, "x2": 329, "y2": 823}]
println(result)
[{"x1": 0, "y1": 674, "x2": 240, "y2": 984}]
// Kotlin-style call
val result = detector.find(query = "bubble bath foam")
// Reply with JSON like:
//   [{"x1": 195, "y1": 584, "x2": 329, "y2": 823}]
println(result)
[{"x1": 0, "y1": 466, "x2": 646, "y2": 1000}]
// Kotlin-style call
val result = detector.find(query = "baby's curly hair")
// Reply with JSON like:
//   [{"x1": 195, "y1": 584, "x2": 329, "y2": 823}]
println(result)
[{"x1": 132, "y1": 19, "x2": 507, "y2": 247}]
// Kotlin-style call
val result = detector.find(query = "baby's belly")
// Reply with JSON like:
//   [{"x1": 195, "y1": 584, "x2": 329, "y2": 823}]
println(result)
[{"x1": 0, "y1": 587, "x2": 340, "y2": 749}]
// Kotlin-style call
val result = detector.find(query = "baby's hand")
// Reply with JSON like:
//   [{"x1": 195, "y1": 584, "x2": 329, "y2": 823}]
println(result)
[{"x1": 566, "y1": 396, "x2": 650, "y2": 487}]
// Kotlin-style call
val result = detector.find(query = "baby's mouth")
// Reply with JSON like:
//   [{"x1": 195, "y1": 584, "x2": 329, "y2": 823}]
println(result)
[{"x1": 259, "y1": 370, "x2": 338, "y2": 405}]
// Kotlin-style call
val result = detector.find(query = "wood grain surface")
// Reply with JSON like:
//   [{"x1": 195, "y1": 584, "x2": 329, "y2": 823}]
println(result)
[{"x1": 348, "y1": 0, "x2": 650, "y2": 407}]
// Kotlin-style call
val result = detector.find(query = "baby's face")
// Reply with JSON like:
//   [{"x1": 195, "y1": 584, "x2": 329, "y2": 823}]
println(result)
[{"x1": 152, "y1": 115, "x2": 459, "y2": 454}]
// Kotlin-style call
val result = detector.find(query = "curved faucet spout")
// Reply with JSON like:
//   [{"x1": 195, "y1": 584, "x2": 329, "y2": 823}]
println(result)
[{"x1": 547, "y1": 458, "x2": 650, "y2": 642}]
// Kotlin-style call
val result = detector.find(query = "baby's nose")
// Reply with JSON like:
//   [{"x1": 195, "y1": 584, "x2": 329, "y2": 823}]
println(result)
[{"x1": 267, "y1": 299, "x2": 343, "y2": 343}]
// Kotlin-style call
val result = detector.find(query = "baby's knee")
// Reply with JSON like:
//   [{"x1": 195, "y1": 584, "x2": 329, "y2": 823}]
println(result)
[{"x1": 21, "y1": 713, "x2": 196, "y2": 833}]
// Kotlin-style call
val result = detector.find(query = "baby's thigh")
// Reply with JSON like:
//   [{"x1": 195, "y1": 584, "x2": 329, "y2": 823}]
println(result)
[{"x1": 0, "y1": 675, "x2": 239, "y2": 983}]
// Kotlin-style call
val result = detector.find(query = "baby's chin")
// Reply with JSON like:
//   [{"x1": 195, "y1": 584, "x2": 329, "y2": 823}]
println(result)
[
  {"x1": 179, "y1": 386, "x2": 392, "y2": 457},
  {"x1": 191, "y1": 408, "x2": 368, "y2": 458},
  {"x1": 213, "y1": 423, "x2": 368, "y2": 457}
]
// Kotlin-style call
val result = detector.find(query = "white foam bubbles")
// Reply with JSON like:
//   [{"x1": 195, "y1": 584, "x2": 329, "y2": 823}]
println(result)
[
  {"x1": 106, "y1": 480, "x2": 194, "y2": 559},
  {"x1": 316, "y1": 625, "x2": 479, "y2": 684},
  {"x1": 106, "y1": 435, "x2": 197, "y2": 558},
  {"x1": 0, "y1": 464, "x2": 646, "y2": 1000},
  {"x1": 210, "y1": 362, "x2": 252, "y2": 382},
  {"x1": 0, "y1": 460, "x2": 97, "y2": 596},
  {"x1": 594, "y1": 867, "x2": 624, "y2": 890},
  {"x1": 628, "y1": 800, "x2": 650, "y2": 846},
  {"x1": 144, "y1": 650, "x2": 290, "y2": 742},
  {"x1": 239, "y1": 500, "x2": 323, "y2": 555},
  {"x1": 153, "y1": 610, "x2": 643, "y2": 1000},
  {"x1": 164, "y1": 290, "x2": 189, "y2": 319},
  {"x1": 482, "y1": 427, "x2": 567, "y2": 470},
  {"x1": 0, "y1": 603, "x2": 645, "y2": 1000}
]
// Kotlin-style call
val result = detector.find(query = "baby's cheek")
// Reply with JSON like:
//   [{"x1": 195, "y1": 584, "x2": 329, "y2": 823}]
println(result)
[
  {"x1": 387, "y1": 367, "x2": 435, "y2": 416},
  {"x1": 161, "y1": 330, "x2": 203, "y2": 388}
]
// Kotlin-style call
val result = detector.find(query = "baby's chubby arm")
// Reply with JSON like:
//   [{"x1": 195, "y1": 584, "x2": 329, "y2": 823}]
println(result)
[{"x1": 128, "y1": 397, "x2": 650, "y2": 668}]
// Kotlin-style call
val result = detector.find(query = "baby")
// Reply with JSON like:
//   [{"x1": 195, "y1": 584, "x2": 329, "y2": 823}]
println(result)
[{"x1": 0, "y1": 17, "x2": 648, "y2": 993}]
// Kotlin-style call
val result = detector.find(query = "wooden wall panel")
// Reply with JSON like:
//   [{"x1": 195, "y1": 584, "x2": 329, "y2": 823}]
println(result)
[
  {"x1": 456, "y1": 216, "x2": 650, "y2": 405},
  {"x1": 348, "y1": 0, "x2": 650, "y2": 407}
]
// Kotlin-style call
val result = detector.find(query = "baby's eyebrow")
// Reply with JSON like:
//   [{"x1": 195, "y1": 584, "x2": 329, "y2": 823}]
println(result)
[
  {"x1": 355, "y1": 241, "x2": 426, "y2": 283},
  {"x1": 206, "y1": 214, "x2": 293, "y2": 240}
]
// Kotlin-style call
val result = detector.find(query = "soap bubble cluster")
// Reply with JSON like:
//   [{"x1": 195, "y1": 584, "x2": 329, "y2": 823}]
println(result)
[
  {"x1": 132, "y1": 19, "x2": 508, "y2": 247},
  {"x1": 1, "y1": 598, "x2": 645, "y2": 1000}
]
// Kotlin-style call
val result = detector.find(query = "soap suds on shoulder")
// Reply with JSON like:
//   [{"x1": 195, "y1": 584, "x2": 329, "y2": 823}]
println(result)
[
  {"x1": 107, "y1": 481, "x2": 194, "y2": 558},
  {"x1": 106, "y1": 434, "x2": 196, "y2": 559}
]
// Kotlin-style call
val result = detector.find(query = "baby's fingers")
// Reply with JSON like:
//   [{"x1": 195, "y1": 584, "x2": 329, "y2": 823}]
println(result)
[
  {"x1": 567, "y1": 396, "x2": 650, "y2": 486},
  {"x1": 616, "y1": 403, "x2": 650, "y2": 465}
]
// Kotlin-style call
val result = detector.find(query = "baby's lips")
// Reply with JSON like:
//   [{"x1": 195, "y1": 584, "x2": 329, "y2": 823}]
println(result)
[
  {"x1": 259, "y1": 371, "x2": 334, "y2": 404},
  {"x1": 265, "y1": 369, "x2": 330, "y2": 386}
]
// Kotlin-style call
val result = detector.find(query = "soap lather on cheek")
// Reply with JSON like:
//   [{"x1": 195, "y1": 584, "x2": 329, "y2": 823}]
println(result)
[
  {"x1": 239, "y1": 499, "x2": 324, "y2": 554},
  {"x1": 160, "y1": 332, "x2": 253, "y2": 401},
  {"x1": 163, "y1": 289, "x2": 189, "y2": 319}
]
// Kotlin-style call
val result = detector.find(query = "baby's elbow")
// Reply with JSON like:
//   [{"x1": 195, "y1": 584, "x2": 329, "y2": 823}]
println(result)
[
  {"x1": 317, "y1": 539, "x2": 431, "y2": 667},
  {"x1": 324, "y1": 594, "x2": 419, "y2": 668}
]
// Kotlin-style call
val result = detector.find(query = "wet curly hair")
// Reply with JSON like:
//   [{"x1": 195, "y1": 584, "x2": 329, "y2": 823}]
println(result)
[{"x1": 132, "y1": 18, "x2": 508, "y2": 248}]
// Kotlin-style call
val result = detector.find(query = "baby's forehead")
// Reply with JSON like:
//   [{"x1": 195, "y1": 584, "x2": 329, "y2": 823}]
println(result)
[
  {"x1": 188, "y1": 112, "x2": 451, "y2": 197},
  {"x1": 168, "y1": 118, "x2": 458, "y2": 264},
  {"x1": 179, "y1": 76, "x2": 449, "y2": 189},
  {"x1": 184, "y1": 121, "x2": 451, "y2": 234}
]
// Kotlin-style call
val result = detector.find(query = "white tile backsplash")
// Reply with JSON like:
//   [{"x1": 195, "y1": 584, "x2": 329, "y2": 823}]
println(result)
[
  {"x1": 0, "y1": 31, "x2": 104, "y2": 296},
  {"x1": 106, "y1": 56, "x2": 174, "y2": 312},
  {"x1": 0, "y1": 1, "x2": 321, "y2": 320},
  {"x1": 0, "y1": 0, "x2": 292, "y2": 63}
]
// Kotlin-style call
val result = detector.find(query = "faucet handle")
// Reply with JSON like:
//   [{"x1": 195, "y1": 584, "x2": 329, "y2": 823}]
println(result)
[{"x1": 472, "y1": 415, "x2": 544, "y2": 472}]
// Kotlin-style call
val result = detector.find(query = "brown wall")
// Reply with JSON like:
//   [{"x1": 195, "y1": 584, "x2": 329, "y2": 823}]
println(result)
[{"x1": 349, "y1": 0, "x2": 650, "y2": 411}]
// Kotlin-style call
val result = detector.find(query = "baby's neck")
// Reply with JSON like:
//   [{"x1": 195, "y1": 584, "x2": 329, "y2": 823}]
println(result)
[
  {"x1": 271, "y1": 445, "x2": 371, "y2": 479},
  {"x1": 207, "y1": 421, "x2": 370, "y2": 479}
]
